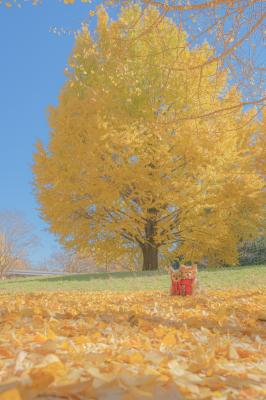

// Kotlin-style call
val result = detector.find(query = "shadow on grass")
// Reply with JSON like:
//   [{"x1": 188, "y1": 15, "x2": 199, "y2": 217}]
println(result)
[
  {"x1": 1, "y1": 270, "x2": 168, "y2": 285},
  {"x1": 1, "y1": 265, "x2": 263, "y2": 286},
  {"x1": 38, "y1": 270, "x2": 168, "y2": 283}
]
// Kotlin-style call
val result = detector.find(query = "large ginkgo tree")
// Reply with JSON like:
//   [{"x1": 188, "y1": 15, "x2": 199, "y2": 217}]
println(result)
[{"x1": 33, "y1": 5, "x2": 265, "y2": 270}]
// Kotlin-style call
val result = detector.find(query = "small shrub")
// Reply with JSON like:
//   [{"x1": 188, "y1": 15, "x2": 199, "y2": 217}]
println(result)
[{"x1": 239, "y1": 237, "x2": 266, "y2": 266}]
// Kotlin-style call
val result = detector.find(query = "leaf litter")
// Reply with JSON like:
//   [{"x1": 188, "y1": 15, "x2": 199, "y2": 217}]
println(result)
[{"x1": 0, "y1": 290, "x2": 265, "y2": 399}]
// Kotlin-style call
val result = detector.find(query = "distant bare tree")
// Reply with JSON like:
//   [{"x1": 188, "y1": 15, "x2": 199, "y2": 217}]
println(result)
[
  {"x1": 48, "y1": 247, "x2": 143, "y2": 274},
  {"x1": 48, "y1": 250, "x2": 95, "y2": 273},
  {"x1": 0, "y1": 211, "x2": 37, "y2": 279},
  {"x1": 0, "y1": 233, "x2": 16, "y2": 279}
]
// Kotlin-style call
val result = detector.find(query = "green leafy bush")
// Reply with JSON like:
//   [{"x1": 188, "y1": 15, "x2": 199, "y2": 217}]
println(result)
[{"x1": 239, "y1": 237, "x2": 266, "y2": 266}]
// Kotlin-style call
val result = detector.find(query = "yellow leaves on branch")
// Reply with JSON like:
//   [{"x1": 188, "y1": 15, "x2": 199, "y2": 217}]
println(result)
[
  {"x1": 63, "y1": 0, "x2": 93, "y2": 5},
  {"x1": 64, "y1": 0, "x2": 93, "y2": 3},
  {"x1": 0, "y1": 290, "x2": 266, "y2": 399},
  {"x1": 33, "y1": 5, "x2": 265, "y2": 268}
]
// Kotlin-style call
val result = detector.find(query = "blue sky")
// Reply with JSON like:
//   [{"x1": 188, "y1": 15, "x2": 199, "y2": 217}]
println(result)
[
  {"x1": 0, "y1": 1, "x2": 101, "y2": 265},
  {"x1": 0, "y1": 1, "x2": 263, "y2": 266}
]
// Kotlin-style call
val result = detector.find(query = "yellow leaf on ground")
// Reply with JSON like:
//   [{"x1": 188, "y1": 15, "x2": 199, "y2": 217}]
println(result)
[
  {"x1": 0, "y1": 389, "x2": 21, "y2": 400},
  {"x1": 29, "y1": 369, "x2": 55, "y2": 388},
  {"x1": 162, "y1": 333, "x2": 177, "y2": 346},
  {"x1": 129, "y1": 351, "x2": 144, "y2": 364}
]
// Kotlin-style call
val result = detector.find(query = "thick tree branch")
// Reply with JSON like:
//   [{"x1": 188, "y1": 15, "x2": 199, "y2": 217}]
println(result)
[{"x1": 144, "y1": 0, "x2": 229, "y2": 12}]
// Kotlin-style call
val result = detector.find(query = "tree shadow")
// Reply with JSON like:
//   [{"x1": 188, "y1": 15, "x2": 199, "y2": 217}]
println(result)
[
  {"x1": 2, "y1": 265, "x2": 261, "y2": 286},
  {"x1": 29, "y1": 270, "x2": 168, "y2": 283}
]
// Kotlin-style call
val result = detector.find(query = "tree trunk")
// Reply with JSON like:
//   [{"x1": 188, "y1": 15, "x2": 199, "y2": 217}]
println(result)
[
  {"x1": 140, "y1": 212, "x2": 159, "y2": 271},
  {"x1": 141, "y1": 242, "x2": 158, "y2": 271}
]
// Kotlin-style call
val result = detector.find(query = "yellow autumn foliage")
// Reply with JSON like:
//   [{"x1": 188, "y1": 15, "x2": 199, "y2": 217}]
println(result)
[
  {"x1": 0, "y1": 290, "x2": 265, "y2": 399},
  {"x1": 33, "y1": 5, "x2": 265, "y2": 270}
]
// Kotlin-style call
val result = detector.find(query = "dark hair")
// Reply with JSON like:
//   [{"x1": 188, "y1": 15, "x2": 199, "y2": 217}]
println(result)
[{"x1": 171, "y1": 260, "x2": 180, "y2": 270}]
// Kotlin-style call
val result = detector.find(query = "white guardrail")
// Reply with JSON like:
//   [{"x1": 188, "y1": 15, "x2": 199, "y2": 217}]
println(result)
[{"x1": 6, "y1": 270, "x2": 65, "y2": 277}]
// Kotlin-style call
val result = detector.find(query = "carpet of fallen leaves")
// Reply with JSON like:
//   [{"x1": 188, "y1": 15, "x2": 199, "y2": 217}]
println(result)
[{"x1": 0, "y1": 290, "x2": 265, "y2": 400}]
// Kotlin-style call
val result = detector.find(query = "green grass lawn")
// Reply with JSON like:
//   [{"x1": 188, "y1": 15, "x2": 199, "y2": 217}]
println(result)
[{"x1": 0, "y1": 265, "x2": 265, "y2": 292}]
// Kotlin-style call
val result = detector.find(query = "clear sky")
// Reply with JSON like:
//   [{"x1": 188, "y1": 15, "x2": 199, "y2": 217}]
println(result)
[
  {"x1": 0, "y1": 1, "x2": 263, "y2": 266},
  {"x1": 0, "y1": 1, "x2": 101, "y2": 265}
]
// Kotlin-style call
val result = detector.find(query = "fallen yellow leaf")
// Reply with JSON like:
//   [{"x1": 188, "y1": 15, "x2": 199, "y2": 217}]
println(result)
[
  {"x1": 0, "y1": 389, "x2": 21, "y2": 400},
  {"x1": 129, "y1": 351, "x2": 144, "y2": 364},
  {"x1": 162, "y1": 332, "x2": 177, "y2": 346}
]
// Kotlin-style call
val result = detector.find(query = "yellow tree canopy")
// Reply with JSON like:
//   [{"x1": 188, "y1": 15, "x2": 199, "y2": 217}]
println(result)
[{"x1": 33, "y1": 5, "x2": 265, "y2": 270}]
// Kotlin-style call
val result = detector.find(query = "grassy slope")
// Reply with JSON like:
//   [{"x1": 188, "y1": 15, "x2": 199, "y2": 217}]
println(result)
[{"x1": 0, "y1": 265, "x2": 265, "y2": 292}]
